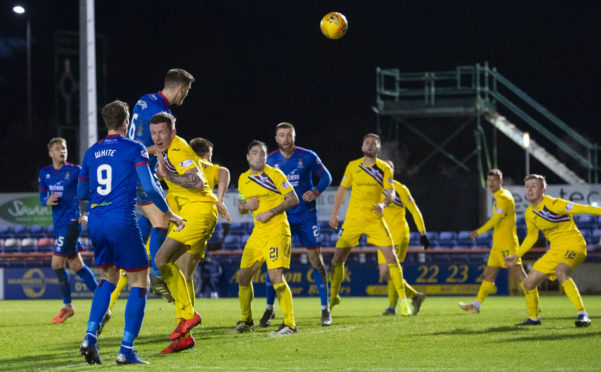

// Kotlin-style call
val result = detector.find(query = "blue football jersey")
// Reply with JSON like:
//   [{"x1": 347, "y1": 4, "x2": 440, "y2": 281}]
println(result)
[
  {"x1": 267, "y1": 146, "x2": 332, "y2": 215},
  {"x1": 127, "y1": 92, "x2": 171, "y2": 172},
  {"x1": 38, "y1": 163, "x2": 81, "y2": 226},
  {"x1": 80, "y1": 135, "x2": 150, "y2": 220}
]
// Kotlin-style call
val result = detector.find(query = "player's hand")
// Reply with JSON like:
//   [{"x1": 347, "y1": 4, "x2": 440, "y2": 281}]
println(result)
[
  {"x1": 46, "y1": 193, "x2": 59, "y2": 206},
  {"x1": 78, "y1": 214, "x2": 88, "y2": 228},
  {"x1": 167, "y1": 210, "x2": 185, "y2": 232},
  {"x1": 329, "y1": 214, "x2": 339, "y2": 229},
  {"x1": 420, "y1": 234, "x2": 430, "y2": 250},
  {"x1": 255, "y1": 210, "x2": 273, "y2": 223},
  {"x1": 155, "y1": 152, "x2": 166, "y2": 179},
  {"x1": 469, "y1": 230, "x2": 478, "y2": 240},
  {"x1": 146, "y1": 144, "x2": 159, "y2": 156},
  {"x1": 373, "y1": 202, "x2": 385, "y2": 216},
  {"x1": 246, "y1": 197, "x2": 259, "y2": 211},
  {"x1": 302, "y1": 189, "x2": 320, "y2": 202},
  {"x1": 216, "y1": 201, "x2": 232, "y2": 224},
  {"x1": 504, "y1": 254, "x2": 518, "y2": 267}
]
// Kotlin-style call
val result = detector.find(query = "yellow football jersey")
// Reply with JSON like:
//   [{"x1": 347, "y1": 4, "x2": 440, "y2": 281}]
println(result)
[
  {"x1": 341, "y1": 157, "x2": 394, "y2": 220},
  {"x1": 383, "y1": 180, "x2": 426, "y2": 234},
  {"x1": 161, "y1": 135, "x2": 217, "y2": 205},
  {"x1": 238, "y1": 165, "x2": 294, "y2": 231},
  {"x1": 198, "y1": 158, "x2": 221, "y2": 190},
  {"x1": 477, "y1": 188, "x2": 518, "y2": 249},
  {"x1": 516, "y1": 195, "x2": 597, "y2": 257}
]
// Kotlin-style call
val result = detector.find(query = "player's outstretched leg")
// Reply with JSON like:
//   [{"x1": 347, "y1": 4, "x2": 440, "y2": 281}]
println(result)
[
  {"x1": 53, "y1": 268, "x2": 75, "y2": 323},
  {"x1": 562, "y1": 278, "x2": 591, "y2": 327}
]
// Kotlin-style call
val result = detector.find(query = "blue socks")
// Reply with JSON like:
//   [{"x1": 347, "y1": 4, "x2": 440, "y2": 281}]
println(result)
[
  {"x1": 265, "y1": 270, "x2": 276, "y2": 306},
  {"x1": 77, "y1": 266, "x2": 98, "y2": 292},
  {"x1": 87, "y1": 280, "x2": 116, "y2": 334},
  {"x1": 54, "y1": 268, "x2": 71, "y2": 305},
  {"x1": 122, "y1": 287, "x2": 147, "y2": 349},
  {"x1": 149, "y1": 228, "x2": 167, "y2": 277},
  {"x1": 312, "y1": 267, "x2": 329, "y2": 307}
]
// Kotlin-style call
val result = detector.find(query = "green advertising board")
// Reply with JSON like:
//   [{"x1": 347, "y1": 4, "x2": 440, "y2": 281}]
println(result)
[{"x1": 0, "y1": 193, "x2": 52, "y2": 226}]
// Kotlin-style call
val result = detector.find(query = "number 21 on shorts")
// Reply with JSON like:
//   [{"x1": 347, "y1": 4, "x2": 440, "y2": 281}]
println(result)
[{"x1": 269, "y1": 246, "x2": 279, "y2": 259}]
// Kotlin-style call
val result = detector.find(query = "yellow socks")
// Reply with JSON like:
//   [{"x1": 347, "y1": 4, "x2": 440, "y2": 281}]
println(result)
[
  {"x1": 562, "y1": 278, "x2": 585, "y2": 312},
  {"x1": 159, "y1": 262, "x2": 193, "y2": 319},
  {"x1": 108, "y1": 270, "x2": 128, "y2": 310},
  {"x1": 388, "y1": 263, "x2": 406, "y2": 299},
  {"x1": 186, "y1": 279, "x2": 195, "y2": 308},
  {"x1": 387, "y1": 280, "x2": 398, "y2": 307},
  {"x1": 274, "y1": 281, "x2": 295, "y2": 329},
  {"x1": 330, "y1": 263, "x2": 344, "y2": 304},
  {"x1": 520, "y1": 282, "x2": 540, "y2": 319},
  {"x1": 475, "y1": 280, "x2": 497, "y2": 304},
  {"x1": 238, "y1": 284, "x2": 253, "y2": 322}
]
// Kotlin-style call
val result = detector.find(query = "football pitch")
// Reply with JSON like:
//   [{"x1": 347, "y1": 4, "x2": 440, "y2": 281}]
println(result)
[{"x1": 0, "y1": 296, "x2": 599, "y2": 371}]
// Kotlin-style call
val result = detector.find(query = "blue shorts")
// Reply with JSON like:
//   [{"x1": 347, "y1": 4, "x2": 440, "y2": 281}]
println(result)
[
  {"x1": 88, "y1": 215, "x2": 149, "y2": 272},
  {"x1": 288, "y1": 211, "x2": 321, "y2": 249},
  {"x1": 136, "y1": 174, "x2": 164, "y2": 205},
  {"x1": 53, "y1": 221, "x2": 84, "y2": 256}
]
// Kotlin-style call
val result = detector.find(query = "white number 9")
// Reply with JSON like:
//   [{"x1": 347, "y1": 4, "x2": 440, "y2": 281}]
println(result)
[{"x1": 97, "y1": 164, "x2": 112, "y2": 196}]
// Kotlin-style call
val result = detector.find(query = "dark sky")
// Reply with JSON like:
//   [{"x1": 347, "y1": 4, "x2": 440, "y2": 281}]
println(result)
[{"x1": 1, "y1": 0, "x2": 601, "y2": 196}]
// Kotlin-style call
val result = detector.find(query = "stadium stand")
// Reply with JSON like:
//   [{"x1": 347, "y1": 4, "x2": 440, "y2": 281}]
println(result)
[
  {"x1": 475, "y1": 230, "x2": 492, "y2": 248},
  {"x1": 3, "y1": 238, "x2": 20, "y2": 253},
  {"x1": 0, "y1": 225, "x2": 13, "y2": 239},
  {"x1": 20, "y1": 238, "x2": 37, "y2": 253},
  {"x1": 438, "y1": 231, "x2": 457, "y2": 248},
  {"x1": 456, "y1": 230, "x2": 475, "y2": 248}
]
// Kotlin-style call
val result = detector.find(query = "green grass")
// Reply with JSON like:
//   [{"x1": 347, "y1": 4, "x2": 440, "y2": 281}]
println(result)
[{"x1": 0, "y1": 295, "x2": 599, "y2": 371}]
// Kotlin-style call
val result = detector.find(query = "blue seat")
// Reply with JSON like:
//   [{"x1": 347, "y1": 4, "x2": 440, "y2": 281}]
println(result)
[
  {"x1": 223, "y1": 235, "x2": 241, "y2": 250},
  {"x1": 409, "y1": 232, "x2": 420, "y2": 246},
  {"x1": 581, "y1": 230, "x2": 593, "y2": 245},
  {"x1": 516, "y1": 215, "x2": 526, "y2": 227},
  {"x1": 426, "y1": 232, "x2": 439, "y2": 248},
  {"x1": 475, "y1": 230, "x2": 492, "y2": 248},
  {"x1": 517, "y1": 225, "x2": 527, "y2": 240},
  {"x1": 456, "y1": 230, "x2": 474, "y2": 248},
  {"x1": 13, "y1": 225, "x2": 28, "y2": 238},
  {"x1": 438, "y1": 231, "x2": 457, "y2": 248},
  {"x1": 45, "y1": 225, "x2": 55, "y2": 235},
  {"x1": 575, "y1": 215, "x2": 597, "y2": 230},
  {"x1": 329, "y1": 233, "x2": 339, "y2": 247},
  {"x1": 591, "y1": 229, "x2": 601, "y2": 247},
  {"x1": 29, "y1": 225, "x2": 46, "y2": 238},
  {"x1": 0, "y1": 225, "x2": 13, "y2": 239}
]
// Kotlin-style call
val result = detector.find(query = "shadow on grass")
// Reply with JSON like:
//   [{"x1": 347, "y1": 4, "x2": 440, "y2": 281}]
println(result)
[{"x1": 0, "y1": 351, "x2": 101, "y2": 371}]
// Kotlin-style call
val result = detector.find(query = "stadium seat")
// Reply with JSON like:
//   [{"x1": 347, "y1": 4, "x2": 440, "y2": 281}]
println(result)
[
  {"x1": 426, "y1": 232, "x2": 439, "y2": 248},
  {"x1": 409, "y1": 232, "x2": 420, "y2": 246},
  {"x1": 3, "y1": 238, "x2": 20, "y2": 253},
  {"x1": 321, "y1": 233, "x2": 331, "y2": 247},
  {"x1": 12, "y1": 225, "x2": 28, "y2": 238},
  {"x1": 37, "y1": 238, "x2": 55, "y2": 252},
  {"x1": 516, "y1": 215, "x2": 526, "y2": 226},
  {"x1": 223, "y1": 235, "x2": 241, "y2": 250},
  {"x1": 29, "y1": 225, "x2": 46, "y2": 238},
  {"x1": 581, "y1": 230, "x2": 593, "y2": 245},
  {"x1": 516, "y1": 225, "x2": 527, "y2": 240},
  {"x1": 0, "y1": 225, "x2": 13, "y2": 239},
  {"x1": 20, "y1": 238, "x2": 37, "y2": 253},
  {"x1": 329, "y1": 233, "x2": 339, "y2": 247},
  {"x1": 45, "y1": 225, "x2": 55, "y2": 235},
  {"x1": 456, "y1": 230, "x2": 474, "y2": 248},
  {"x1": 475, "y1": 230, "x2": 492, "y2": 248},
  {"x1": 437, "y1": 231, "x2": 457, "y2": 248},
  {"x1": 591, "y1": 229, "x2": 601, "y2": 247},
  {"x1": 575, "y1": 215, "x2": 597, "y2": 230}
]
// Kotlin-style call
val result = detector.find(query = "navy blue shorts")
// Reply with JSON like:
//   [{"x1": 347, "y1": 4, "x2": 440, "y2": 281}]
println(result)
[
  {"x1": 136, "y1": 174, "x2": 164, "y2": 205},
  {"x1": 88, "y1": 215, "x2": 149, "y2": 272},
  {"x1": 53, "y1": 221, "x2": 84, "y2": 256},
  {"x1": 288, "y1": 211, "x2": 322, "y2": 249}
]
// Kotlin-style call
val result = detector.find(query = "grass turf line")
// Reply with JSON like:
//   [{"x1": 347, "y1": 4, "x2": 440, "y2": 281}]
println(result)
[{"x1": 0, "y1": 296, "x2": 599, "y2": 371}]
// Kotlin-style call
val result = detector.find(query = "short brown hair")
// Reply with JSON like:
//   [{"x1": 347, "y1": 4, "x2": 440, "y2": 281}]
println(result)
[
  {"x1": 164, "y1": 68, "x2": 195, "y2": 88},
  {"x1": 487, "y1": 169, "x2": 503, "y2": 179},
  {"x1": 150, "y1": 112, "x2": 176, "y2": 130},
  {"x1": 276, "y1": 122, "x2": 295, "y2": 132},
  {"x1": 101, "y1": 100, "x2": 129, "y2": 131},
  {"x1": 524, "y1": 174, "x2": 547, "y2": 188},
  {"x1": 363, "y1": 133, "x2": 381, "y2": 143},
  {"x1": 190, "y1": 137, "x2": 213, "y2": 156},
  {"x1": 247, "y1": 139, "x2": 267, "y2": 154},
  {"x1": 47, "y1": 137, "x2": 66, "y2": 151}
]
